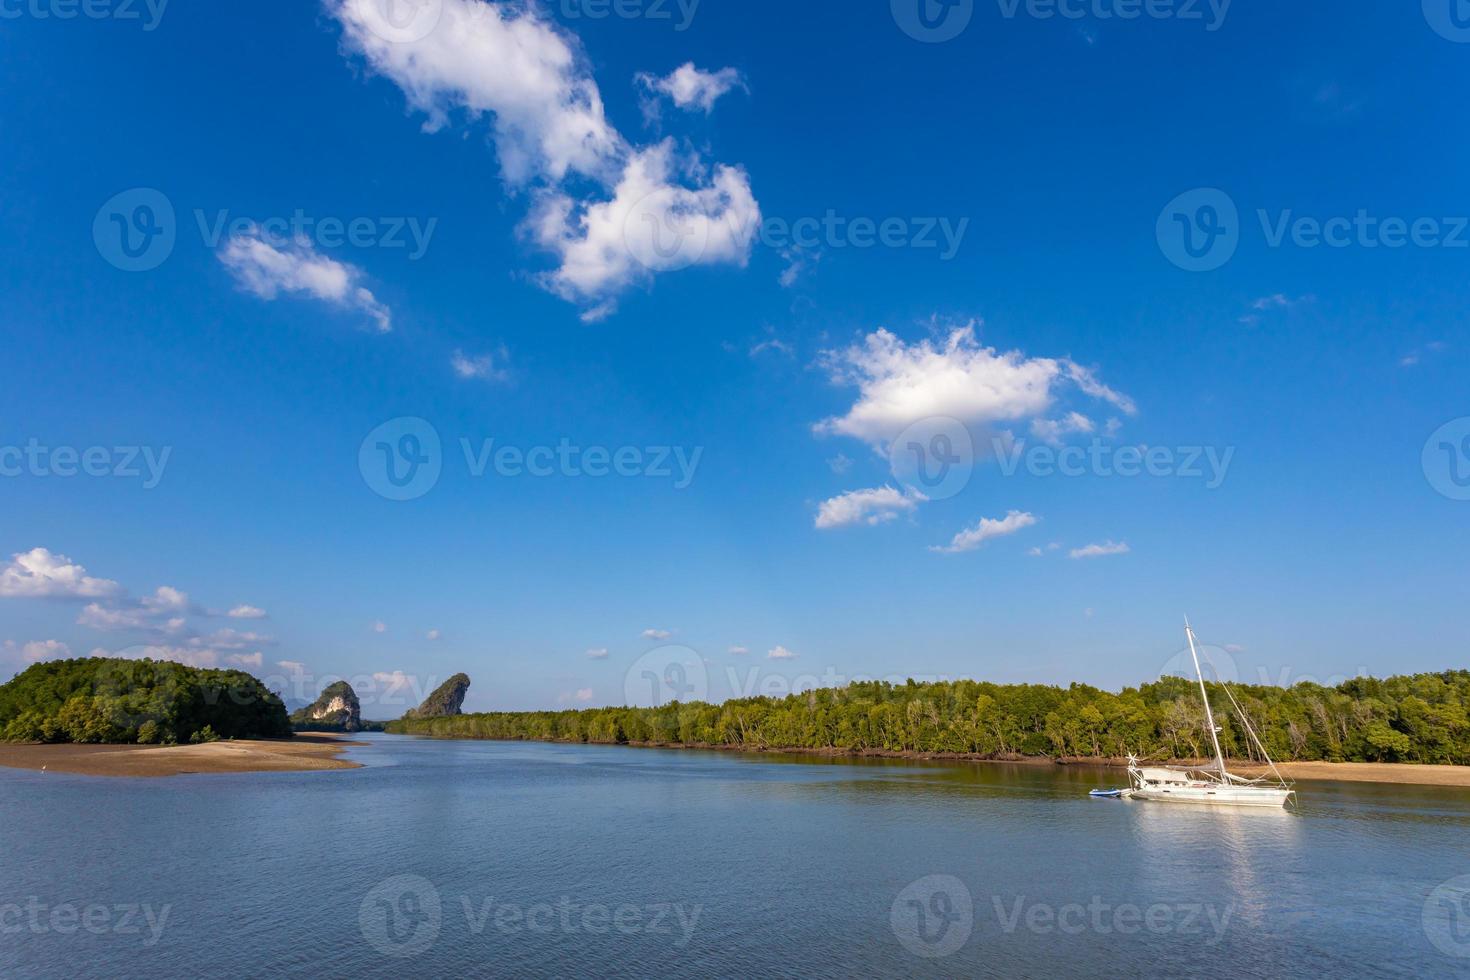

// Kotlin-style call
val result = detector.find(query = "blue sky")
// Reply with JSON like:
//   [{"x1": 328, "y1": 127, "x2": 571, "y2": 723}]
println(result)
[{"x1": 1, "y1": 0, "x2": 1466, "y2": 713}]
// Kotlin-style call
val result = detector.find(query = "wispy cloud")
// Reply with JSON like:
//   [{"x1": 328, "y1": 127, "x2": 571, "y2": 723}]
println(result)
[
  {"x1": 1069, "y1": 541, "x2": 1130, "y2": 560},
  {"x1": 1400, "y1": 340, "x2": 1447, "y2": 368},
  {"x1": 637, "y1": 63, "x2": 747, "y2": 115},
  {"x1": 218, "y1": 229, "x2": 391, "y2": 333},
  {"x1": 815, "y1": 486, "x2": 924, "y2": 529},
  {"x1": 932, "y1": 511, "x2": 1038, "y2": 555},
  {"x1": 1239, "y1": 293, "x2": 1313, "y2": 326},
  {"x1": 452, "y1": 347, "x2": 510, "y2": 382}
]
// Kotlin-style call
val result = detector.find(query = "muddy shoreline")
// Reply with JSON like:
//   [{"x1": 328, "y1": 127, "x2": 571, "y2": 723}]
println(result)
[{"x1": 0, "y1": 733, "x2": 366, "y2": 778}]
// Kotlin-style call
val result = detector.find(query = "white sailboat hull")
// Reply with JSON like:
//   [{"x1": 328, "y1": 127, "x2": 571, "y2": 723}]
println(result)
[{"x1": 1127, "y1": 784, "x2": 1293, "y2": 808}]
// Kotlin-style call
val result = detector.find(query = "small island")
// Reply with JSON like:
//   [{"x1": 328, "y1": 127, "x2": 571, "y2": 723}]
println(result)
[{"x1": 0, "y1": 658, "x2": 360, "y2": 777}]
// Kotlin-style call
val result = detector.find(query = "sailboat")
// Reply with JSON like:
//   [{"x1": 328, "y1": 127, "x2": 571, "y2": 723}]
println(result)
[{"x1": 1125, "y1": 620, "x2": 1295, "y2": 808}]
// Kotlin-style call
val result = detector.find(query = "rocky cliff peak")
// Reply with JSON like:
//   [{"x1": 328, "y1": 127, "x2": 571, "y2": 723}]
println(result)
[
  {"x1": 404, "y1": 674, "x2": 470, "y2": 720},
  {"x1": 290, "y1": 680, "x2": 362, "y2": 732}
]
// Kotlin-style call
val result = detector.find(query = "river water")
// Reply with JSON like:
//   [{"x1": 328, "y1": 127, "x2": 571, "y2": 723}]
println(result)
[{"x1": 2, "y1": 735, "x2": 1468, "y2": 977}]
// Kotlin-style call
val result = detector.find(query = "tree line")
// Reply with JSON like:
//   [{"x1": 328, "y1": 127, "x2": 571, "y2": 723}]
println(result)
[
  {"x1": 386, "y1": 671, "x2": 1470, "y2": 765},
  {"x1": 0, "y1": 658, "x2": 293, "y2": 745}
]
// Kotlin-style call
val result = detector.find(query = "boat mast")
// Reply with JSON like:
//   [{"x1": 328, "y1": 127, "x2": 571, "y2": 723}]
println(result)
[{"x1": 1185, "y1": 618, "x2": 1228, "y2": 775}]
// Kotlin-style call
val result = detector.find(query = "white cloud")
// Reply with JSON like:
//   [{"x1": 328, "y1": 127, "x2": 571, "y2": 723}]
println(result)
[
  {"x1": 227, "y1": 605, "x2": 268, "y2": 620},
  {"x1": 77, "y1": 603, "x2": 185, "y2": 634},
  {"x1": 586, "y1": 647, "x2": 610, "y2": 659},
  {"x1": 188, "y1": 628, "x2": 273, "y2": 651},
  {"x1": 768, "y1": 645, "x2": 798, "y2": 660},
  {"x1": 371, "y1": 671, "x2": 417, "y2": 702},
  {"x1": 637, "y1": 63, "x2": 747, "y2": 114},
  {"x1": 642, "y1": 628, "x2": 672, "y2": 641},
  {"x1": 141, "y1": 586, "x2": 191, "y2": 613},
  {"x1": 528, "y1": 140, "x2": 759, "y2": 319},
  {"x1": 329, "y1": 0, "x2": 760, "y2": 320},
  {"x1": 575, "y1": 687, "x2": 594, "y2": 702},
  {"x1": 371, "y1": 621, "x2": 388, "y2": 634},
  {"x1": 932, "y1": 510, "x2": 1038, "y2": 555},
  {"x1": 227, "y1": 652, "x2": 265, "y2": 669},
  {"x1": 1030, "y1": 412, "x2": 1094, "y2": 446},
  {"x1": 815, "y1": 323, "x2": 1135, "y2": 448},
  {"x1": 426, "y1": 629, "x2": 442, "y2": 641},
  {"x1": 331, "y1": 0, "x2": 621, "y2": 185},
  {"x1": 826, "y1": 453, "x2": 853, "y2": 475},
  {"x1": 749, "y1": 336, "x2": 793, "y2": 358},
  {"x1": 0, "y1": 548, "x2": 122, "y2": 599},
  {"x1": 815, "y1": 486, "x2": 924, "y2": 530},
  {"x1": 728, "y1": 646, "x2": 749, "y2": 655},
  {"x1": 451, "y1": 348, "x2": 510, "y2": 382},
  {"x1": 218, "y1": 229, "x2": 391, "y2": 333},
  {"x1": 4, "y1": 639, "x2": 72, "y2": 663},
  {"x1": 777, "y1": 245, "x2": 819, "y2": 287},
  {"x1": 1070, "y1": 541, "x2": 1131, "y2": 560},
  {"x1": 277, "y1": 660, "x2": 308, "y2": 673}
]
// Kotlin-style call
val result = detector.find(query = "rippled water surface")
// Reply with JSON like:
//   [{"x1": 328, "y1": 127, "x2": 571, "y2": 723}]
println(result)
[{"x1": 3, "y1": 735, "x2": 1469, "y2": 978}]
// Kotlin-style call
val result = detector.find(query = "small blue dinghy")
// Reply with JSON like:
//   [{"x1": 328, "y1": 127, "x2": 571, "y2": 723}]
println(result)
[{"x1": 1089, "y1": 788, "x2": 1125, "y2": 799}]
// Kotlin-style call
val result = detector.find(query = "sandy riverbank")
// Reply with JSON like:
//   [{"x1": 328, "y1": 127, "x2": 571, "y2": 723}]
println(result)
[
  {"x1": 0, "y1": 733, "x2": 365, "y2": 778},
  {"x1": 1229, "y1": 760, "x2": 1470, "y2": 787}
]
